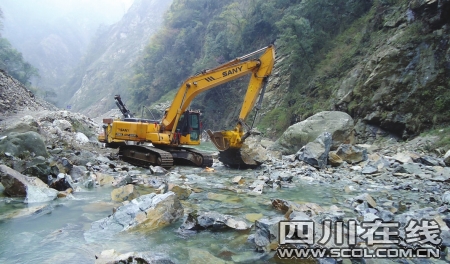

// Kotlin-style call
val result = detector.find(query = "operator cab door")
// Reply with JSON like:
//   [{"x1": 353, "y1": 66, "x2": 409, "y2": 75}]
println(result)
[{"x1": 176, "y1": 111, "x2": 201, "y2": 145}]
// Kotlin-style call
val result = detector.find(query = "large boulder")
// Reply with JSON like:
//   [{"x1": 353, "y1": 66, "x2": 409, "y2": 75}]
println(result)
[
  {"x1": 84, "y1": 192, "x2": 184, "y2": 241},
  {"x1": 239, "y1": 136, "x2": 282, "y2": 166},
  {"x1": 270, "y1": 111, "x2": 354, "y2": 155},
  {"x1": 0, "y1": 131, "x2": 48, "y2": 158},
  {"x1": 0, "y1": 165, "x2": 57, "y2": 203},
  {"x1": 296, "y1": 132, "x2": 332, "y2": 169}
]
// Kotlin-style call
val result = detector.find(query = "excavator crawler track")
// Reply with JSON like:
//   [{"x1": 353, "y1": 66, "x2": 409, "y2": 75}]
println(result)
[
  {"x1": 119, "y1": 145, "x2": 213, "y2": 169},
  {"x1": 158, "y1": 146, "x2": 213, "y2": 168},
  {"x1": 118, "y1": 145, "x2": 173, "y2": 169}
]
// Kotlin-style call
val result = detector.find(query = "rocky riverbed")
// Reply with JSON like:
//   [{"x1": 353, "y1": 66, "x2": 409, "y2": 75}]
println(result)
[{"x1": 1, "y1": 106, "x2": 450, "y2": 264}]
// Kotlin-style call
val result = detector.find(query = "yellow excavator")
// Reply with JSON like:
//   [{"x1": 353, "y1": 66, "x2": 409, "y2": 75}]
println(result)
[{"x1": 98, "y1": 45, "x2": 275, "y2": 168}]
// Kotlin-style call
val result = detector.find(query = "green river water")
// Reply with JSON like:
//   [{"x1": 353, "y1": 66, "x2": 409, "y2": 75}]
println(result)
[{"x1": 0, "y1": 143, "x2": 405, "y2": 263}]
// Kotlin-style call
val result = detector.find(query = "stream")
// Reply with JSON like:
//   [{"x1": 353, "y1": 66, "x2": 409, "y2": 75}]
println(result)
[{"x1": 0, "y1": 143, "x2": 440, "y2": 263}]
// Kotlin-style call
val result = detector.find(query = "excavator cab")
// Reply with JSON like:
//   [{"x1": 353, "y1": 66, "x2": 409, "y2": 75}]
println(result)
[{"x1": 175, "y1": 110, "x2": 201, "y2": 144}]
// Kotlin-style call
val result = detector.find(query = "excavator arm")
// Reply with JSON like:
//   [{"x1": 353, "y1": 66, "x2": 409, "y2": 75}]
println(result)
[
  {"x1": 114, "y1": 95, "x2": 133, "y2": 118},
  {"x1": 162, "y1": 45, "x2": 275, "y2": 149}
]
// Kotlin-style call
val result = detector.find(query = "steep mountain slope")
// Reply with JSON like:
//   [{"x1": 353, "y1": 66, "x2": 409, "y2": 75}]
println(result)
[
  {"x1": 34, "y1": 0, "x2": 448, "y2": 143},
  {"x1": 331, "y1": 0, "x2": 450, "y2": 139},
  {"x1": 125, "y1": 0, "x2": 449, "y2": 142},
  {"x1": 278, "y1": 0, "x2": 450, "y2": 140},
  {"x1": 126, "y1": 0, "x2": 374, "y2": 132},
  {"x1": 0, "y1": 70, "x2": 56, "y2": 117},
  {"x1": 65, "y1": 0, "x2": 172, "y2": 116}
]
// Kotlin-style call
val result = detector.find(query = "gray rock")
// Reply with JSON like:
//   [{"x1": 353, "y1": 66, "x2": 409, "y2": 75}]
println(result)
[
  {"x1": 95, "y1": 249, "x2": 175, "y2": 264},
  {"x1": 23, "y1": 162, "x2": 53, "y2": 183},
  {"x1": 53, "y1": 119, "x2": 72, "y2": 132},
  {"x1": 238, "y1": 136, "x2": 281, "y2": 167},
  {"x1": 179, "y1": 211, "x2": 251, "y2": 231},
  {"x1": 270, "y1": 111, "x2": 354, "y2": 155},
  {"x1": 444, "y1": 150, "x2": 450, "y2": 167},
  {"x1": 362, "y1": 165, "x2": 378, "y2": 174},
  {"x1": 420, "y1": 156, "x2": 440, "y2": 166},
  {"x1": 391, "y1": 152, "x2": 414, "y2": 164},
  {"x1": 68, "y1": 151, "x2": 96, "y2": 166},
  {"x1": 0, "y1": 165, "x2": 57, "y2": 203},
  {"x1": 53, "y1": 157, "x2": 73, "y2": 174},
  {"x1": 350, "y1": 193, "x2": 377, "y2": 209},
  {"x1": 251, "y1": 216, "x2": 285, "y2": 252},
  {"x1": 0, "y1": 131, "x2": 48, "y2": 158},
  {"x1": 83, "y1": 178, "x2": 94, "y2": 189},
  {"x1": 95, "y1": 156, "x2": 110, "y2": 164},
  {"x1": 334, "y1": 144, "x2": 368, "y2": 164},
  {"x1": 84, "y1": 192, "x2": 183, "y2": 241},
  {"x1": 430, "y1": 167, "x2": 450, "y2": 182},
  {"x1": 68, "y1": 165, "x2": 87, "y2": 181},
  {"x1": 74, "y1": 132, "x2": 89, "y2": 144},
  {"x1": 442, "y1": 191, "x2": 450, "y2": 204},
  {"x1": 1, "y1": 115, "x2": 40, "y2": 134},
  {"x1": 112, "y1": 174, "x2": 133, "y2": 187},
  {"x1": 150, "y1": 165, "x2": 168, "y2": 175},
  {"x1": 111, "y1": 184, "x2": 140, "y2": 202},
  {"x1": 49, "y1": 173, "x2": 74, "y2": 191},
  {"x1": 398, "y1": 163, "x2": 424, "y2": 175},
  {"x1": 297, "y1": 132, "x2": 332, "y2": 169}
]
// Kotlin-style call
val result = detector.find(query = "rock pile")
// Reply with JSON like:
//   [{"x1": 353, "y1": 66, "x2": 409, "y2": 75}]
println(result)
[{"x1": 0, "y1": 70, "x2": 57, "y2": 117}]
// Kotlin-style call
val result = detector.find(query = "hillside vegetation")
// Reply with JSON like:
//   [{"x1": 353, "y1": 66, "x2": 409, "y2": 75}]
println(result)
[
  {"x1": 0, "y1": 8, "x2": 38, "y2": 87},
  {"x1": 128, "y1": 0, "x2": 450, "y2": 144},
  {"x1": 129, "y1": 0, "x2": 372, "y2": 132},
  {"x1": 63, "y1": 0, "x2": 172, "y2": 115}
]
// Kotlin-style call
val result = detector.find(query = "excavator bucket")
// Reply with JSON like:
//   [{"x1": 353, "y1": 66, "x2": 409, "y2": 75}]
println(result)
[
  {"x1": 207, "y1": 129, "x2": 262, "y2": 169},
  {"x1": 217, "y1": 148, "x2": 261, "y2": 169},
  {"x1": 207, "y1": 130, "x2": 230, "y2": 151}
]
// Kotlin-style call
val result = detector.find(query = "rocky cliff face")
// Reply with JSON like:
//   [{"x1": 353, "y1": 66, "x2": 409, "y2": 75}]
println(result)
[
  {"x1": 260, "y1": 0, "x2": 450, "y2": 141},
  {"x1": 333, "y1": 0, "x2": 450, "y2": 139},
  {"x1": 65, "y1": 0, "x2": 172, "y2": 117}
]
